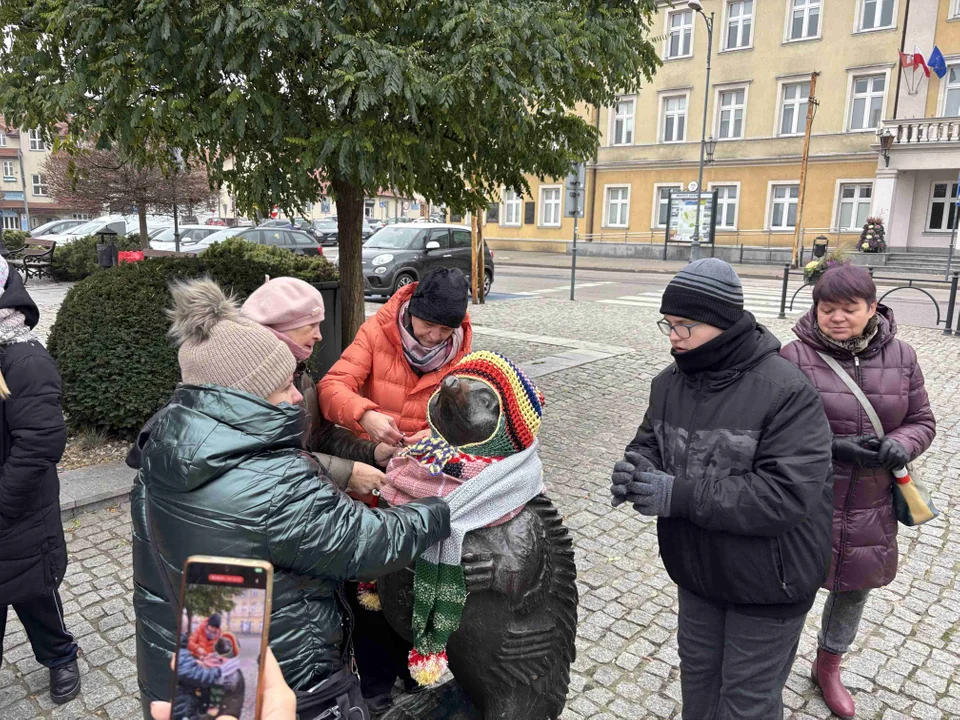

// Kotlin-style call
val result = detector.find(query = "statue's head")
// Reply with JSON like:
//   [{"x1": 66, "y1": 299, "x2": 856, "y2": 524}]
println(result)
[{"x1": 427, "y1": 351, "x2": 544, "y2": 457}]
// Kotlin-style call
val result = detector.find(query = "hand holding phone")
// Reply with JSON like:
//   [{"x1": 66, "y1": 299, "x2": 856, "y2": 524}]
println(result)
[{"x1": 169, "y1": 556, "x2": 275, "y2": 719}]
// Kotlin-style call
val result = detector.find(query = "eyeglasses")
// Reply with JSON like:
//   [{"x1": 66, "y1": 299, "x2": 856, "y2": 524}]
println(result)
[{"x1": 657, "y1": 319, "x2": 703, "y2": 339}]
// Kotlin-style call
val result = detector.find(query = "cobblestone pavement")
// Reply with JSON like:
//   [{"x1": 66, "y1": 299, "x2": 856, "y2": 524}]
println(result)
[{"x1": 2, "y1": 296, "x2": 958, "y2": 719}]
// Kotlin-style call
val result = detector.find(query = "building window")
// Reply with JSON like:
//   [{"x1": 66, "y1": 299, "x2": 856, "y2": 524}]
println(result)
[
  {"x1": 611, "y1": 98, "x2": 635, "y2": 146},
  {"x1": 717, "y1": 88, "x2": 746, "y2": 139},
  {"x1": 540, "y1": 186, "x2": 561, "y2": 227},
  {"x1": 952, "y1": 0, "x2": 960, "y2": 19},
  {"x1": 501, "y1": 189, "x2": 522, "y2": 226},
  {"x1": 849, "y1": 74, "x2": 885, "y2": 130},
  {"x1": 666, "y1": 10, "x2": 693, "y2": 59},
  {"x1": 605, "y1": 186, "x2": 630, "y2": 228},
  {"x1": 927, "y1": 182, "x2": 959, "y2": 232},
  {"x1": 944, "y1": 66, "x2": 960, "y2": 116},
  {"x1": 0, "y1": 134, "x2": 6, "y2": 147},
  {"x1": 2, "y1": 161, "x2": 14, "y2": 179},
  {"x1": 838, "y1": 183, "x2": 873, "y2": 230},
  {"x1": 788, "y1": 0, "x2": 820, "y2": 41},
  {"x1": 779, "y1": 81, "x2": 810, "y2": 136},
  {"x1": 28, "y1": 128, "x2": 45, "y2": 151},
  {"x1": 2, "y1": 216, "x2": 19, "y2": 230},
  {"x1": 770, "y1": 184, "x2": 800, "y2": 230},
  {"x1": 662, "y1": 95, "x2": 688, "y2": 143},
  {"x1": 655, "y1": 185, "x2": 682, "y2": 228},
  {"x1": 860, "y1": 0, "x2": 895, "y2": 31},
  {"x1": 32, "y1": 174, "x2": 48, "y2": 197},
  {"x1": 714, "y1": 185, "x2": 739, "y2": 228},
  {"x1": 72, "y1": 213, "x2": 92, "y2": 220},
  {"x1": 725, "y1": 0, "x2": 753, "y2": 50}
]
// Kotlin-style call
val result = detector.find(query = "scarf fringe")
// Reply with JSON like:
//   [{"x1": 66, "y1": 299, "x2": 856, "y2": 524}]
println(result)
[
  {"x1": 356, "y1": 582, "x2": 381, "y2": 612},
  {"x1": 408, "y1": 648, "x2": 448, "y2": 687}
]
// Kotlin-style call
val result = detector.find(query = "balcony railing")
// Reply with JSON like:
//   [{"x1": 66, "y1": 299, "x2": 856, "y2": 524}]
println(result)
[{"x1": 882, "y1": 118, "x2": 960, "y2": 144}]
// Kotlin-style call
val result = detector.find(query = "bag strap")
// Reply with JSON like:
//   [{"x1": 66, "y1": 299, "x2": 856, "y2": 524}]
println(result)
[{"x1": 815, "y1": 351, "x2": 884, "y2": 438}]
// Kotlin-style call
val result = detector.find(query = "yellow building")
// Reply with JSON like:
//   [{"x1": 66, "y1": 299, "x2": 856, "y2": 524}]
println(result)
[{"x1": 482, "y1": 0, "x2": 915, "y2": 260}]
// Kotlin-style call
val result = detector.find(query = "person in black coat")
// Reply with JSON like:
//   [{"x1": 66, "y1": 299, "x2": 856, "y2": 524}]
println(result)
[
  {"x1": 611, "y1": 259, "x2": 833, "y2": 720},
  {"x1": 0, "y1": 258, "x2": 80, "y2": 704}
]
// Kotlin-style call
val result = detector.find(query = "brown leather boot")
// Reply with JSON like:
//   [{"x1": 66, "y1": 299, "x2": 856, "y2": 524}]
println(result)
[{"x1": 812, "y1": 648, "x2": 856, "y2": 719}]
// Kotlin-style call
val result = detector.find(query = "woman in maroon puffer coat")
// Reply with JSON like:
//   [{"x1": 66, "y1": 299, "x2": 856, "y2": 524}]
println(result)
[{"x1": 781, "y1": 264, "x2": 935, "y2": 719}]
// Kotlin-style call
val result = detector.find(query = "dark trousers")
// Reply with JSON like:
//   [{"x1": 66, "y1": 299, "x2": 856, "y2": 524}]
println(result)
[
  {"x1": 0, "y1": 589, "x2": 78, "y2": 668},
  {"x1": 346, "y1": 582, "x2": 413, "y2": 699},
  {"x1": 677, "y1": 588, "x2": 806, "y2": 720}
]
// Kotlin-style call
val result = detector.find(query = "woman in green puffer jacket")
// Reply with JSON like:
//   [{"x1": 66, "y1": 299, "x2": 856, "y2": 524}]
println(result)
[{"x1": 130, "y1": 278, "x2": 450, "y2": 719}]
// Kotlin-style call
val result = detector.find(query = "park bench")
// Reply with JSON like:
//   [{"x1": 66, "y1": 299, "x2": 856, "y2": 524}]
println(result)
[{"x1": 7, "y1": 239, "x2": 56, "y2": 284}]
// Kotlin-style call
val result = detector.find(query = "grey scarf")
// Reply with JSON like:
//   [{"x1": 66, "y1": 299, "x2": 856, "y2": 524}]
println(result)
[
  {"x1": 815, "y1": 314, "x2": 879, "y2": 356},
  {"x1": 0, "y1": 308, "x2": 38, "y2": 346}
]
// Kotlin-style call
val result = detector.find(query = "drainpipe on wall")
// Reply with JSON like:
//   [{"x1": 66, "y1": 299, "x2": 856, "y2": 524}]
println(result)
[
  {"x1": 586, "y1": 105, "x2": 601, "y2": 238},
  {"x1": 17, "y1": 148, "x2": 30, "y2": 230},
  {"x1": 893, "y1": 0, "x2": 911, "y2": 121}
]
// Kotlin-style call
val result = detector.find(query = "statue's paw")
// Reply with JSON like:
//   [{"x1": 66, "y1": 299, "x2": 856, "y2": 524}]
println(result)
[{"x1": 462, "y1": 552, "x2": 495, "y2": 593}]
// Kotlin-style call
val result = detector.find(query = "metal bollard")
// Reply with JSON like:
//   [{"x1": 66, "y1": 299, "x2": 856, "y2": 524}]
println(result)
[
  {"x1": 944, "y1": 271, "x2": 959, "y2": 336},
  {"x1": 778, "y1": 264, "x2": 790, "y2": 320}
]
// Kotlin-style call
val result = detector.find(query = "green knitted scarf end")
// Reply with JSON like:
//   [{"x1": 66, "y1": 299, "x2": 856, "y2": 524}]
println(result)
[{"x1": 410, "y1": 558, "x2": 468, "y2": 656}]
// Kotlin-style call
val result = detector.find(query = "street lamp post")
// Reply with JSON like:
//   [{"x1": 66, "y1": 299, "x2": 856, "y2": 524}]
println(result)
[{"x1": 688, "y1": 1, "x2": 713, "y2": 263}]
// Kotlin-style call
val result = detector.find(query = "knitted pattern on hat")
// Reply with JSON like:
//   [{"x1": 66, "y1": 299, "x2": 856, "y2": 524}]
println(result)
[{"x1": 660, "y1": 257, "x2": 745, "y2": 330}]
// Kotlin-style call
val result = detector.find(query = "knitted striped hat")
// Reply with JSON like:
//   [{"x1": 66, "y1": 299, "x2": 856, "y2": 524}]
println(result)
[
  {"x1": 660, "y1": 258, "x2": 744, "y2": 330},
  {"x1": 428, "y1": 351, "x2": 544, "y2": 458}
]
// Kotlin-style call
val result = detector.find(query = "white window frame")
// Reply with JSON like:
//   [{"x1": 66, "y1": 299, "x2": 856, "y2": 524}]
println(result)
[
  {"x1": 765, "y1": 181, "x2": 801, "y2": 231},
  {"x1": 603, "y1": 184, "x2": 631, "y2": 229},
  {"x1": 610, "y1": 96, "x2": 636, "y2": 146},
  {"x1": 2, "y1": 215, "x2": 20, "y2": 230},
  {"x1": 952, "y1": 0, "x2": 960, "y2": 19},
  {"x1": 652, "y1": 183, "x2": 683, "y2": 229},
  {"x1": 539, "y1": 185, "x2": 562, "y2": 228},
  {"x1": 938, "y1": 60, "x2": 960, "y2": 116},
  {"x1": 72, "y1": 213, "x2": 92, "y2": 221},
  {"x1": 831, "y1": 180, "x2": 874, "y2": 231},
  {"x1": 855, "y1": 0, "x2": 897, "y2": 33},
  {"x1": 785, "y1": 0, "x2": 822, "y2": 43},
  {"x1": 925, "y1": 181, "x2": 959, "y2": 233},
  {"x1": 844, "y1": 70, "x2": 890, "y2": 132},
  {"x1": 1, "y1": 160, "x2": 15, "y2": 180},
  {"x1": 0, "y1": 134, "x2": 6, "y2": 147},
  {"x1": 659, "y1": 92, "x2": 689, "y2": 144},
  {"x1": 714, "y1": 84, "x2": 748, "y2": 140},
  {"x1": 722, "y1": 0, "x2": 754, "y2": 52},
  {"x1": 776, "y1": 78, "x2": 812, "y2": 137},
  {"x1": 664, "y1": 9, "x2": 694, "y2": 60},
  {"x1": 708, "y1": 182, "x2": 741, "y2": 230},
  {"x1": 500, "y1": 189, "x2": 522, "y2": 227},
  {"x1": 28, "y1": 128, "x2": 45, "y2": 152},
  {"x1": 31, "y1": 174, "x2": 48, "y2": 197}
]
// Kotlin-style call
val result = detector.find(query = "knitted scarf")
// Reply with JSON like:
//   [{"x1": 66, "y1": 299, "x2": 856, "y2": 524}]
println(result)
[
  {"x1": 397, "y1": 302, "x2": 463, "y2": 374},
  {"x1": 267, "y1": 327, "x2": 313, "y2": 362},
  {"x1": 0, "y1": 258, "x2": 37, "y2": 400},
  {"x1": 815, "y1": 313, "x2": 879, "y2": 356}
]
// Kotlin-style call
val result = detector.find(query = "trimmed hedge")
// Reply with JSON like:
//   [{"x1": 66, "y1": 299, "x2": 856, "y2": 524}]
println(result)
[
  {"x1": 48, "y1": 240, "x2": 338, "y2": 435},
  {"x1": 2, "y1": 230, "x2": 30, "y2": 254},
  {"x1": 52, "y1": 234, "x2": 143, "y2": 282}
]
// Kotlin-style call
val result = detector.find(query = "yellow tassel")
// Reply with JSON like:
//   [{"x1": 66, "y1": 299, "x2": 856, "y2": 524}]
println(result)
[
  {"x1": 408, "y1": 649, "x2": 448, "y2": 687},
  {"x1": 0, "y1": 371, "x2": 10, "y2": 400},
  {"x1": 357, "y1": 582, "x2": 381, "y2": 612}
]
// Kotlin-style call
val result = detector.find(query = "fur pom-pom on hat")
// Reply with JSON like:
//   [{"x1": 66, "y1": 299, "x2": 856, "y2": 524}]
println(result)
[{"x1": 167, "y1": 277, "x2": 296, "y2": 400}]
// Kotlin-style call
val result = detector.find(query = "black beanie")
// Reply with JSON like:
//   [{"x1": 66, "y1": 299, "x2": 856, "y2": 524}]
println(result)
[
  {"x1": 409, "y1": 267, "x2": 468, "y2": 328},
  {"x1": 659, "y1": 258, "x2": 744, "y2": 330},
  {"x1": 208, "y1": 613, "x2": 222, "y2": 628}
]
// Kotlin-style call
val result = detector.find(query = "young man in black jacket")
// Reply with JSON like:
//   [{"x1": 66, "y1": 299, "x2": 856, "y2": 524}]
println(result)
[{"x1": 611, "y1": 258, "x2": 833, "y2": 720}]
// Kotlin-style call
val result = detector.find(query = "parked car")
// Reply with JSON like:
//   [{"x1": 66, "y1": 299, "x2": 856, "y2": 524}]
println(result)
[
  {"x1": 258, "y1": 219, "x2": 295, "y2": 229},
  {"x1": 205, "y1": 217, "x2": 228, "y2": 226},
  {"x1": 233, "y1": 227, "x2": 325, "y2": 256},
  {"x1": 149, "y1": 225, "x2": 225, "y2": 248},
  {"x1": 44, "y1": 214, "x2": 173, "y2": 243},
  {"x1": 151, "y1": 226, "x2": 244, "y2": 253},
  {"x1": 312, "y1": 219, "x2": 339, "y2": 246},
  {"x1": 27, "y1": 219, "x2": 85, "y2": 237},
  {"x1": 367, "y1": 218, "x2": 385, "y2": 233},
  {"x1": 384, "y1": 216, "x2": 416, "y2": 226},
  {"x1": 362, "y1": 223, "x2": 493, "y2": 297}
]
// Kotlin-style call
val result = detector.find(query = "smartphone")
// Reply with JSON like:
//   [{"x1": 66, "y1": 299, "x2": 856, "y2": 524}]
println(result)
[{"x1": 170, "y1": 556, "x2": 274, "y2": 720}]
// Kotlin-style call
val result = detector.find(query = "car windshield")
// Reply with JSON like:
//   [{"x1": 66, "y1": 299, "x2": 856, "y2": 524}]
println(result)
[
  {"x1": 316, "y1": 220, "x2": 337, "y2": 230},
  {"x1": 200, "y1": 227, "x2": 244, "y2": 244},
  {"x1": 68, "y1": 219, "x2": 111, "y2": 236},
  {"x1": 364, "y1": 227, "x2": 422, "y2": 249}
]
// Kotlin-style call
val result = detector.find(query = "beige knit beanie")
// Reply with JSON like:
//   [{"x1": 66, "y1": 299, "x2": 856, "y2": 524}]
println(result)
[{"x1": 167, "y1": 278, "x2": 296, "y2": 399}]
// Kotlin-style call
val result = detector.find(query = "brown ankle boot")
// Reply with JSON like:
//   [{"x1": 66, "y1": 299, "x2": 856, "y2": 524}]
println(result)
[{"x1": 812, "y1": 648, "x2": 856, "y2": 719}]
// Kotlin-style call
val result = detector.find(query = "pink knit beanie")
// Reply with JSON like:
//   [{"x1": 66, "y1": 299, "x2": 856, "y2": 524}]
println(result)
[{"x1": 241, "y1": 277, "x2": 325, "y2": 332}]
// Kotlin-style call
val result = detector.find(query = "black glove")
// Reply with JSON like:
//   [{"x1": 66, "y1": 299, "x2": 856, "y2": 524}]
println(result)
[
  {"x1": 877, "y1": 437, "x2": 910, "y2": 471},
  {"x1": 611, "y1": 452, "x2": 658, "y2": 507},
  {"x1": 832, "y1": 436, "x2": 882, "y2": 467}
]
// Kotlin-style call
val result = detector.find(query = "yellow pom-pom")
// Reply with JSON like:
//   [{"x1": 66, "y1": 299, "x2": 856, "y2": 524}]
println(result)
[
  {"x1": 408, "y1": 649, "x2": 448, "y2": 687},
  {"x1": 357, "y1": 582, "x2": 381, "y2": 612}
]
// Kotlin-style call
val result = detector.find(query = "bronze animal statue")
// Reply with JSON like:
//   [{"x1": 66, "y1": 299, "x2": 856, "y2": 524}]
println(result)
[{"x1": 378, "y1": 362, "x2": 578, "y2": 720}]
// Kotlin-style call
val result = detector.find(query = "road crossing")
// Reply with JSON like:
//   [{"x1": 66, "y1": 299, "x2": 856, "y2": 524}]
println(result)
[{"x1": 599, "y1": 283, "x2": 812, "y2": 319}]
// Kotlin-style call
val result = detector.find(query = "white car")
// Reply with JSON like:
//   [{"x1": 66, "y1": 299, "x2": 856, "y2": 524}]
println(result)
[
  {"x1": 28, "y1": 219, "x2": 86, "y2": 237},
  {"x1": 39, "y1": 214, "x2": 173, "y2": 244},
  {"x1": 150, "y1": 226, "x2": 244, "y2": 253},
  {"x1": 149, "y1": 225, "x2": 223, "y2": 247}
]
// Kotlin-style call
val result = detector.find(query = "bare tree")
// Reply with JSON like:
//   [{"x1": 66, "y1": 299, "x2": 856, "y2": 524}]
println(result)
[{"x1": 42, "y1": 149, "x2": 215, "y2": 247}]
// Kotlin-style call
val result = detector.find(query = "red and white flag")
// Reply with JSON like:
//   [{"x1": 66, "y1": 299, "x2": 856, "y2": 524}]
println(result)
[
  {"x1": 913, "y1": 45, "x2": 931, "y2": 78},
  {"x1": 899, "y1": 51, "x2": 915, "y2": 69}
]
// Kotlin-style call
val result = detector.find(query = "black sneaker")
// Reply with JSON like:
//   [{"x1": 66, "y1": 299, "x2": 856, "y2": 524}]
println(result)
[
  {"x1": 50, "y1": 660, "x2": 81, "y2": 705},
  {"x1": 366, "y1": 692, "x2": 394, "y2": 716}
]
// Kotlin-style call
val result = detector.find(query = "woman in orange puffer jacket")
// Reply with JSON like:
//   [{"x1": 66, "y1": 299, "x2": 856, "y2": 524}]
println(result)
[{"x1": 320, "y1": 267, "x2": 472, "y2": 447}]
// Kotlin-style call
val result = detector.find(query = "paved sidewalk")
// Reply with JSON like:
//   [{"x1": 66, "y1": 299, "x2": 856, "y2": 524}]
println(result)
[{"x1": 2, "y1": 297, "x2": 958, "y2": 719}]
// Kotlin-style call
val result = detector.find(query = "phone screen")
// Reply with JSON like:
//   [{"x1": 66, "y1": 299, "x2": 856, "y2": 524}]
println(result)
[{"x1": 172, "y1": 560, "x2": 270, "y2": 720}]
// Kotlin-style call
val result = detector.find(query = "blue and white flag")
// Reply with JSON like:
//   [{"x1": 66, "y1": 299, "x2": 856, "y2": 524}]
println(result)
[{"x1": 929, "y1": 46, "x2": 948, "y2": 80}]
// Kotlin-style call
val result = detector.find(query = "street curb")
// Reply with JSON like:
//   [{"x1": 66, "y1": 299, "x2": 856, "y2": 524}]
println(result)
[
  {"x1": 62, "y1": 490, "x2": 132, "y2": 520},
  {"x1": 59, "y1": 461, "x2": 134, "y2": 519}
]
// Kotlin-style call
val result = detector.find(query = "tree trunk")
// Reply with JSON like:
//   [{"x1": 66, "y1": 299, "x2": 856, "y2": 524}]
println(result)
[
  {"x1": 138, "y1": 204, "x2": 149, "y2": 249},
  {"x1": 331, "y1": 176, "x2": 366, "y2": 349}
]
